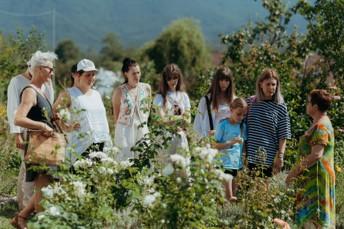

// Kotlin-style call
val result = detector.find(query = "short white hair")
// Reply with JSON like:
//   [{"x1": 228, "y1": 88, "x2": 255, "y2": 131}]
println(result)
[{"x1": 28, "y1": 50, "x2": 58, "y2": 72}]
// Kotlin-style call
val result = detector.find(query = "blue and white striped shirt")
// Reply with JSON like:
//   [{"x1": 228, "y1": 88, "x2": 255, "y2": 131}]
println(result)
[{"x1": 246, "y1": 99, "x2": 291, "y2": 166}]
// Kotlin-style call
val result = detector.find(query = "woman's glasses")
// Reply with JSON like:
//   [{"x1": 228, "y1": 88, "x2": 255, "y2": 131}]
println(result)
[{"x1": 41, "y1": 66, "x2": 54, "y2": 74}]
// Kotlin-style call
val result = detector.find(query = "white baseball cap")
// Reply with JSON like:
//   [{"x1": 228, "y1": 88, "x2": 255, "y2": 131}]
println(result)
[{"x1": 77, "y1": 59, "x2": 97, "y2": 72}]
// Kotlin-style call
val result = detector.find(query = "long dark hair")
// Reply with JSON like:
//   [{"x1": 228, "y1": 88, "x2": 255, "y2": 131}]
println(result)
[
  {"x1": 207, "y1": 66, "x2": 235, "y2": 111},
  {"x1": 159, "y1": 63, "x2": 185, "y2": 106},
  {"x1": 121, "y1": 57, "x2": 138, "y2": 83},
  {"x1": 70, "y1": 64, "x2": 77, "y2": 87}
]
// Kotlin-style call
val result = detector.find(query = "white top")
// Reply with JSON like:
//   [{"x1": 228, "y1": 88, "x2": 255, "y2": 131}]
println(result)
[
  {"x1": 66, "y1": 87, "x2": 111, "y2": 161},
  {"x1": 215, "y1": 103, "x2": 231, "y2": 125},
  {"x1": 153, "y1": 91, "x2": 191, "y2": 115},
  {"x1": 193, "y1": 95, "x2": 231, "y2": 138},
  {"x1": 7, "y1": 74, "x2": 54, "y2": 133}
]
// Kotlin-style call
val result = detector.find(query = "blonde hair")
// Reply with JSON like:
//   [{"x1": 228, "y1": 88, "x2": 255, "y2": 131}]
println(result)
[
  {"x1": 255, "y1": 68, "x2": 284, "y2": 104},
  {"x1": 230, "y1": 97, "x2": 248, "y2": 110}
]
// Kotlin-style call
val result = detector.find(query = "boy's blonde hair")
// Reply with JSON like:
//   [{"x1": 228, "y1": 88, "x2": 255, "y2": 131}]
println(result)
[{"x1": 230, "y1": 97, "x2": 247, "y2": 110}]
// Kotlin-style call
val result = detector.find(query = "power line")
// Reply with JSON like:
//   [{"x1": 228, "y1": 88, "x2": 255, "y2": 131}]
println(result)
[
  {"x1": 0, "y1": 8, "x2": 102, "y2": 45},
  {"x1": 0, "y1": 9, "x2": 52, "y2": 17}
]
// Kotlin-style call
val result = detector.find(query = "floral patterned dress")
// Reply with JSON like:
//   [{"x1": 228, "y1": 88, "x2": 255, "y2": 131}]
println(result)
[{"x1": 295, "y1": 117, "x2": 335, "y2": 228}]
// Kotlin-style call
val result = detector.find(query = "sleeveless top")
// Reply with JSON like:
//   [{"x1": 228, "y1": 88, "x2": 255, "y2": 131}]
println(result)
[
  {"x1": 117, "y1": 82, "x2": 151, "y2": 126},
  {"x1": 21, "y1": 85, "x2": 53, "y2": 129},
  {"x1": 66, "y1": 87, "x2": 111, "y2": 158}
]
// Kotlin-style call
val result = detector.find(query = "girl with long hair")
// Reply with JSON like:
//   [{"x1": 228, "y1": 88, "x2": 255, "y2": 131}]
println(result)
[
  {"x1": 153, "y1": 63, "x2": 191, "y2": 153},
  {"x1": 193, "y1": 66, "x2": 235, "y2": 138}
]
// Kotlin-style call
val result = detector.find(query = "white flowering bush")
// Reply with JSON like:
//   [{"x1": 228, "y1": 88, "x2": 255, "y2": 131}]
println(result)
[
  {"x1": 27, "y1": 117, "x2": 296, "y2": 228},
  {"x1": 135, "y1": 145, "x2": 226, "y2": 228}
]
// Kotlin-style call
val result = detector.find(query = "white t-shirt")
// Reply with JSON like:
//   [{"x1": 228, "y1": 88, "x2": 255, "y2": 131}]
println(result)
[
  {"x1": 153, "y1": 91, "x2": 191, "y2": 115},
  {"x1": 66, "y1": 87, "x2": 111, "y2": 162}
]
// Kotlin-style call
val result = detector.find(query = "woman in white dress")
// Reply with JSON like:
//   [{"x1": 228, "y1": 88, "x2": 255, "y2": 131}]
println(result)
[
  {"x1": 153, "y1": 63, "x2": 191, "y2": 154},
  {"x1": 193, "y1": 66, "x2": 235, "y2": 138},
  {"x1": 112, "y1": 58, "x2": 151, "y2": 161}
]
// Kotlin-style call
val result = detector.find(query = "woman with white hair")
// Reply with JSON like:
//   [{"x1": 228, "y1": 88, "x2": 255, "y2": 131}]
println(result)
[
  {"x1": 11, "y1": 50, "x2": 58, "y2": 229},
  {"x1": 6, "y1": 56, "x2": 54, "y2": 210}
]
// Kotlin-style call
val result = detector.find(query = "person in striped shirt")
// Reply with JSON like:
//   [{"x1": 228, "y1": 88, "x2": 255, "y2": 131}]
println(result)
[{"x1": 246, "y1": 68, "x2": 291, "y2": 177}]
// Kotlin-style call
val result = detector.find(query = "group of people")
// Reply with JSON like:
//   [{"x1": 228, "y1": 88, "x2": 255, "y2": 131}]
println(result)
[{"x1": 7, "y1": 50, "x2": 335, "y2": 228}]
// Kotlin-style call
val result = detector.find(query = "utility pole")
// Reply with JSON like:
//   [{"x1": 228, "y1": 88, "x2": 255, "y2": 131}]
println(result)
[{"x1": 52, "y1": 8, "x2": 56, "y2": 50}]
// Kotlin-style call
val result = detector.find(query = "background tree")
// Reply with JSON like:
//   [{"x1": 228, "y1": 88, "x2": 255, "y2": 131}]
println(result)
[
  {"x1": 220, "y1": 0, "x2": 343, "y2": 225},
  {"x1": 144, "y1": 18, "x2": 211, "y2": 95},
  {"x1": 55, "y1": 39, "x2": 80, "y2": 64},
  {"x1": 0, "y1": 29, "x2": 45, "y2": 103},
  {"x1": 99, "y1": 32, "x2": 124, "y2": 70},
  {"x1": 293, "y1": 0, "x2": 344, "y2": 88},
  {"x1": 54, "y1": 39, "x2": 81, "y2": 90}
]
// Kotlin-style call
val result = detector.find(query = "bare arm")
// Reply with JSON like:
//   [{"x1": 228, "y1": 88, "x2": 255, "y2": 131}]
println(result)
[
  {"x1": 14, "y1": 88, "x2": 52, "y2": 132},
  {"x1": 286, "y1": 144, "x2": 324, "y2": 184},
  {"x1": 273, "y1": 139, "x2": 287, "y2": 174},
  {"x1": 277, "y1": 139, "x2": 287, "y2": 159},
  {"x1": 213, "y1": 137, "x2": 243, "y2": 150},
  {"x1": 112, "y1": 87, "x2": 122, "y2": 123}
]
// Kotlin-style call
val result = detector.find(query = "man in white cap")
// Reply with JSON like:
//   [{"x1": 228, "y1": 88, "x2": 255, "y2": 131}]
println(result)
[{"x1": 6, "y1": 51, "x2": 55, "y2": 209}]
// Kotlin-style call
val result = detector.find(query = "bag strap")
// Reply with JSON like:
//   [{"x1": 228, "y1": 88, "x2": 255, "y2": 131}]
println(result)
[
  {"x1": 204, "y1": 95, "x2": 214, "y2": 130},
  {"x1": 26, "y1": 85, "x2": 64, "y2": 134}
]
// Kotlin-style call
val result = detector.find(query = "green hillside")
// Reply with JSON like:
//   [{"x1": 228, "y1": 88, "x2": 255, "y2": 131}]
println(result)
[{"x1": 0, "y1": 0, "x2": 305, "y2": 50}]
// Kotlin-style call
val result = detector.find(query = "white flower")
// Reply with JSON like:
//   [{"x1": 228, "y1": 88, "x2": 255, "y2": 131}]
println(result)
[
  {"x1": 58, "y1": 108, "x2": 71, "y2": 121},
  {"x1": 185, "y1": 167, "x2": 191, "y2": 177},
  {"x1": 98, "y1": 166, "x2": 115, "y2": 176},
  {"x1": 47, "y1": 206, "x2": 61, "y2": 216},
  {"x1": 176, "y1": 177, "x2": 182, "y2": 183},
  {"x1": 98, "y1": 166, "x2": 107, "y2": 174},
  {"x1": 214, "y1": 169, "x2": 233, "y2": 182},
  {"x1": 100, "y1": 157, "x2": 117, "y2": 166},
  {"x1": 42, "y1": 186, "x2": 54, "y2": 198},
  {"x1": 199, "y1": 146, "x2": 218, "y2": 163},
  {"x1": 73, "y1": 158, "x2": 93, "y2": 169},
  {"x1": 106, "y1": 168, "x2": 114, "y2": 175},
  {"x1": 119, "y1": 160, "x2": 133, "y2": 168},
  {"x1": 143, "y1": 176, "x2": 155, "y2": 186},
  {"x1": 162, "y1": 163, "x2": 174, "y2": 176},
  {"x1": 72, "y1": 181, "x2": 86, "y2": 197},
  {"x1": 89, "y1": 151, "x2": 108, "y2": 160},
  {"x1": 143, "y1": 192, "x2": 160, "y2": 208},
  {"x1": 170, "y1": 154, "x2": 190, "y2": 168},
  {"x1": 37, "y1": 213, "x2": 45, "y2": 221}
]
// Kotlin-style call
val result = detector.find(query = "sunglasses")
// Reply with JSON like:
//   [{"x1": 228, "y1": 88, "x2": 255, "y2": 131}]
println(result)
[
  {"x1": 167, "y1": 76, "x2": 179, "y2": 81},
  {"x1": 41, "y1": 66, "x2": 54, "y2": 74}
]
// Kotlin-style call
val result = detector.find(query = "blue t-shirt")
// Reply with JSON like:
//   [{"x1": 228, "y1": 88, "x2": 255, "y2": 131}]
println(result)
[{"x1": 215, "y1": 119, "x2": 247, "y2": 170}]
